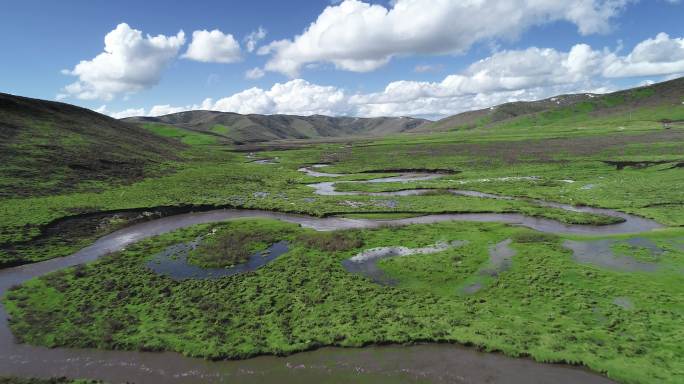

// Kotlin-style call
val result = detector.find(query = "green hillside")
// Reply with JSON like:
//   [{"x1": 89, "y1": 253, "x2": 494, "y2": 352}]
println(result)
[
  {"x1": 425, "y1": 76, "x2": 684, "y2": 132},
  {"x1": 0, "y1": 93, "x2": 185, "y2": 198},
  {"x1": 124, "y1": 111, "x2": 430, "y2": 144}
]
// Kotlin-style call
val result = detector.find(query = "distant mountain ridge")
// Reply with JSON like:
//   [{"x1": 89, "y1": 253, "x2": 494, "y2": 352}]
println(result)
[
  {"x1": 422, "y1": 76, "x2": 684, "y2": 132},
  {"x1": 124, "y1": 112, "x2": 431, "y2": 144},
  {"x1": 123, "y1": 76, "x2": 684, "y2": 142},
  {"x1": 1, "y1": 77, "x2": 680, "y2": 194}
]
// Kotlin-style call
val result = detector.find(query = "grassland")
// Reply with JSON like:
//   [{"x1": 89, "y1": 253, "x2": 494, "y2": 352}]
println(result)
[
  {"x1": 142, "y1": 123, "x2": 220, "y2": 145},
  {"x1": 0, "y1": 93, "x2": 183, "y2": 198},
  {"x1": 2, "y1": 111, "x2": 683, "y2": 267},
  {"x1": 5, "y1": 219, "x2": 684, "y2": 384},
  {"x1": 1, "y1": 80, "x2": 684, "y2": 383},
  {"x1": 186, "y1": 219, "x2": 297, "y2": 268}
]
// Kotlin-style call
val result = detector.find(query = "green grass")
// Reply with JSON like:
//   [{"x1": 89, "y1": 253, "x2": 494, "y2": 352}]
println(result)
[
  {"x1": 142, "y1": 123, "x2": 218, "y2": 145},
  {"x1": 3, "y1": 84, "x2": 684, "y2": 383},
  {"x1": 210, "y1": 124, "x2": 230, "y2": 135},
  {"x1": 610, "y1": 242, "x2": 660, "y2": 263},
  {"x1": 3, "y1": 124, "x2": 683, "y2": 267},
  {"x1": 5, "y1": 220, "x2": 683, "y2": 384},
  {"x1": 0, "y1": 94, "x2": 185, "y2": 198},
  {"x1": 187, "y1": 219, "x2": 297, "y2": 268}
]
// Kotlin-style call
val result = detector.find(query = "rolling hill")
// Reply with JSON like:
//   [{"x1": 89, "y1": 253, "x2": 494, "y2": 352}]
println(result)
[
  {"x1": 124, "y1": 112, "x2": 430, "y2": 144},
  {"x1": 1, "y1": 77, "x2": 681, "y2": 197},
  {"x1": 122, "y1": 77, "x2": 684, "y2": 145},
  {"x1": 0, "y1": 93, "x2": 185, "y2": 197},
  {"x1": 423, "y1": 76, "x2": 684, "y2": 132}
]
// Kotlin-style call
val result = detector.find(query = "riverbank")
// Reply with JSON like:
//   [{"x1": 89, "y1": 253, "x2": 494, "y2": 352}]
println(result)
[{"x1": 3, "y1": 216, "x2": 683, "y2": 383}]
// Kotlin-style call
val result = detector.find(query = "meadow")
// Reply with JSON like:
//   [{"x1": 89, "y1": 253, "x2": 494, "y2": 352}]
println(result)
[
  {"x1": 2, "y1": 91, "x2": 684, "y2": 384},
  {"x1": 5, "y1": 219, "x2": 684, "y2": 384},
  {"x1": 2, "y1": 112, "x2": 683, "y2": 267}
]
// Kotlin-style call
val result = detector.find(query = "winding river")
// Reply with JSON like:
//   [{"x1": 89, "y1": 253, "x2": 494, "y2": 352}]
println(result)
[{"x1": 0, "y1": 166, "x2": 664, "y2": 383}]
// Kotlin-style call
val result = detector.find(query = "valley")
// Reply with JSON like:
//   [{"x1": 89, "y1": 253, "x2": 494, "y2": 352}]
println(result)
[{"x1": 1, "y1": 78, "x2": 683, "y2": 383}]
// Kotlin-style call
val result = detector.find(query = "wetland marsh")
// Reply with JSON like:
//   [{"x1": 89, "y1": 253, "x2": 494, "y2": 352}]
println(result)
[{"x1": 2, "y1": 79, "x2": 684, "y2": 384}]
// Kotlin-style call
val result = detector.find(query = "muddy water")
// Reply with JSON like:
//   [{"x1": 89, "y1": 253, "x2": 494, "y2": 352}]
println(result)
[
  {"x1": 563, "y1": 238, "x2": 663, "y2": 272},
  {"x1": 147, "y1": 240, "x2": 290, "y2": 280},
  {"x1": 0, "y1": 208, "x2": 638, "y2": 383},
  {"x1": 0, "y1": 339, "x2": 616, "y2": 384},
  {"x1": 251, "y1": 158, "x2": 278, "y2": 164},
  {"x1": 0, "y1": 166, "x2": 662, "y2": 383},
  {"x1": 298, "y1": 165, "x2": 344, "y2": 177},
  {"x1": 307, "y1": 175, "x2": 662, "y2": 235},
  {"x1": 485, "y1": 239, "x2": 517, "y2": 274},
  {"x1": 462, "y1": 239, "x2": 517, "y2": 294},
  {"x1": 306, "y1": 171, "x2": 447, "y2": 196}
]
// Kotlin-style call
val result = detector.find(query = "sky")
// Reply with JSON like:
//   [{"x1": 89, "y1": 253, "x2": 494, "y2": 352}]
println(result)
[{"x1": 1, "y1": 0, "x2": 683, "y2": 120}]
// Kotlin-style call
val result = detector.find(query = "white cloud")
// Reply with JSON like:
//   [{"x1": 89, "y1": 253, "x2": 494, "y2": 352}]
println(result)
[
  {"x1": 96, "y1": 105, "x2": 147, "y2": 119},
  {"x1": 60, "y1": 23, "x2": 185, "y2": 101},
  {"x1": 97, "y1": 33, "x2": 684, "y2": 120},
  {"x1": 348, "y1": 33, "x2": 684, "y2": 116},
  {"x1": 602, "y1": 33, "x2": 684, "y2": 77},
  {"x1": 148, "y1": 104, "x2": 190, "y2": 116},
  {"x1": 212, "y1": 79, "x2": 348, "y2": 115},
  {"x1": 663, "y1": 72, "x2": 684, "y2": 81},
  {"x1": 245, "y1": 67, "x2": 266, "y2": 79},
  {"x1": 244, "y1": 27, "x2": 267, "y2": 52},
  {"x1": 96, "y1": 99, "x2": 214, "y2": 119},
  {"x1": 354, "y1": 84, "x2": 611, "y2": 119},
  {"x1": 109, "y1": 80, "x2": 347, "y2": 117},
  {"x1": 349, "y1": 45, "x2": 607, "y2": 107},
  {"x1": 414, "y1": 64, "x2": 444, "y2": 73},
  {"x1": 260, "y1": 0, "x2": 630, "y2": 76},
  {"x1": 182, "y1": 29, "x2": 242, "y2": 63}
]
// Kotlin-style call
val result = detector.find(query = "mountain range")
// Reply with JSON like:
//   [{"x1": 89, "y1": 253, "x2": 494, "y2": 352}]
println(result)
[
  {"x1": 124, "y1": 76, "x2": 684, "y2": 143},
  {"x1": 0, "y1": 76, "x2": 682, "y2": 196}
]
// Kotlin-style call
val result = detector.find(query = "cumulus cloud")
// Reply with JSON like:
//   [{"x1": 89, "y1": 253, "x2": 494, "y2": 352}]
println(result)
[
  {"x1": 602, "y1": 33, "x2": 684, "y2": 77},
  {"x1": 347, "y1": 33, "x2": 684, "y2": 116},
  {"x1": 245, "y1": 67, "x2": 266, "y2": 79},
  {"x1": 59, "y1": 23, "x2": 185, "y2": 101},
  {"x1": 210, "y1": 79, "x2": 348, "y2": 115},
  {"x1": 98, "y1": 33, "x2": 684, "y2": 120},
  {"x1": 182, "y1": 29, "x2": 242, "y2": 63},
  {"x1": 260, "y1": 0, "x2": 631, "y2": 76},
  {"x1": 244, "y1": 27, "x2": 267, "y2": 52},
  {"x1": 96, "y1": 98, "x2": 214, "y2": 119},
  {"x1": 96, "y1": 105, "x2": 146, "y2": 119},
  {"x1": 349, "y1": 45, "x2": 607, "y2": 108},
  {"x1": 148, "y1": 104, "x2": 192, "y2": 116}
]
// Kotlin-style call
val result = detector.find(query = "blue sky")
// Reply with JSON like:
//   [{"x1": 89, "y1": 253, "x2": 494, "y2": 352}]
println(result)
[{"x1": 2, "y1": 0, "x2": 683, "y2": 119}]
